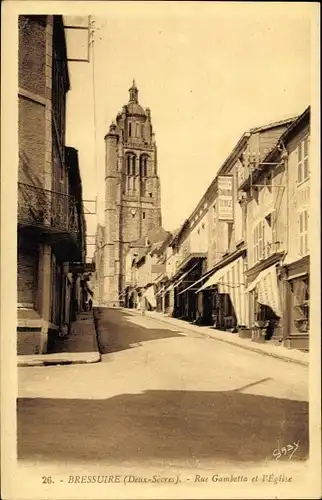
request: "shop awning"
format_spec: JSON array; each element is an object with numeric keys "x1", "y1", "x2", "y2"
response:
[
  {"x1": 195, "y1": 256, "x2": 247, "y2": 326},
  {"x1": 196, "y1": 267, "x2": 227, "y2": 293},
  {"x1": 164, "y1": 283, "x2": 174, "y2": 293},
  {"x1": 143, "y1": 285, "x2": 157, "y2": 308},
  {"x1": 173, "y1": 267, "x2": 194, "y2": 289},
  {"x1": 246, "y1": 264, "x2": 282, "y2": 317}
]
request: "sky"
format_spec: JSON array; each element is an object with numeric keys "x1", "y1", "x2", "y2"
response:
[{"x1": 64, "y1": 3, "x2": 314, "y2": 259}]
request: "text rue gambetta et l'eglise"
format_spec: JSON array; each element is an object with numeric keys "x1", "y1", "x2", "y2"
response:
[{"x1": 67, "y1": 473, "x2": 292, "y2": 485}]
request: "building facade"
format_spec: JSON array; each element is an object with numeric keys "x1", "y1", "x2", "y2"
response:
[
  {"x1": 126, "y1": 109, "x2": 311, "y2": 351},
  {"x1": 17, "y1": 15, "x2": 87, "y2": 355},
  {"x1": 281, "y1": 108, "x2": 310, "y2": 349},
  {"x1": 123, "y1": 226, "x2": 169, "y2": 309},
  {"x1": 100, "y1": 81, "x2": 162, "y2": 306}
]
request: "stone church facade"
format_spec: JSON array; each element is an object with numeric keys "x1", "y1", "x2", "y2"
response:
[{"x1": 100, "y1": 81, "x2": 162, "y2": 306}]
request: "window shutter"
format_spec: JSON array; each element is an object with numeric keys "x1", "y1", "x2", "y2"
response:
[
  {"x1": 304, "y1": 210, "x2": 309, "y2": 254},
  {"x1": 299, "y1": 212, "x2": 303, "y2": 256},
  {"x1": 297, "y1": 143, "x2": 302, "y2": 183}
]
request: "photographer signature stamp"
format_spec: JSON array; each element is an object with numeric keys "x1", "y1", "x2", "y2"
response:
[{"x1": 272, "y1": 440, "x2": 300, "y2": 460}]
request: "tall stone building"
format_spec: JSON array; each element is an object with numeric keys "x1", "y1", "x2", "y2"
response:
[{"x1": 103, "y1": 81, "x2": 162, "y2": 306}]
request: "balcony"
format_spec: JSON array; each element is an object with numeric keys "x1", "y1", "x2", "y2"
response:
[{"x1": 18, "y1": 182, "x2": 78, "y2": 234}]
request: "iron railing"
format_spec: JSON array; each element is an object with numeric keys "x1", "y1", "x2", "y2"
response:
[{"x1": 18, "y1": 182, "x2": 79, "y2": 233}]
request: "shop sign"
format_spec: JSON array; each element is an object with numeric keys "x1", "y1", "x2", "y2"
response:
[{"x1": 218, "y1": 176, "x2": 233, "y2": 220}]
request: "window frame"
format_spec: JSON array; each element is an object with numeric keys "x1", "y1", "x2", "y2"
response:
[
  {"x1": 298, "y1": 209, "x2": 309, "y2": 257},
  {"x1": 297, "y1": 135, "x2": 310, "y2": 185}
]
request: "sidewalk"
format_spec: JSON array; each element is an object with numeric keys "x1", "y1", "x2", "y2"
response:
[
  {"x1": 127, "y1": 309, "x2": 309, "y2": 366},
  {"x1": 18, "y1": 311, "x2": 101, "y2": 367}
]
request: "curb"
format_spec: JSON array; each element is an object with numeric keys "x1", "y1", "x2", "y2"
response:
[
  {"x1": 18, "y1": 354, "x2": 101, "y2": 367},
  {"x1": 128, "y1": 309, "x2": 309, "y2": 367},
  {"x1": 18, "y1": 311, "x2": 102, "y2": 368}
]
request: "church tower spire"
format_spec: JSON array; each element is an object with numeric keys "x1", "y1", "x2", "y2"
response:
[{"x1": 129, "y1": 79, "x2": 138, "y2": 103}]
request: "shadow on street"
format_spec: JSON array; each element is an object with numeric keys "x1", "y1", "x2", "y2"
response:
[
  {"x1": 17, "y1": 389, "x2": 309, "y2": 464},
  {"x1": 93, "y1": 307, "x2": 184, "y2": 354}
]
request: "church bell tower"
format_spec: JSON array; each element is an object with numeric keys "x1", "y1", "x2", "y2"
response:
[{"x1": 103, "y1": 81, "x2": 162, "y2": 306}]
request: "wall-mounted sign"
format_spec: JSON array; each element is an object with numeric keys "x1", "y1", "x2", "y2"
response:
[{"x1": 218, "y1": 176, "x2": 233, "y2": 220}]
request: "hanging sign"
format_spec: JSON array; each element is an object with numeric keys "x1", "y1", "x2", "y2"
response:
[{"x1": 218, "y1": 176, "x2": 233, "y2": 220}]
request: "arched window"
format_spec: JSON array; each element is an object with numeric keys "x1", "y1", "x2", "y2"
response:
[
  {"x1": 140, "y1": 155, "x2": 148, "y2": 178},
  {"x1": 132, "y1": 155, "x2": 136, "y2": 176},
  {"x1": 127, "y1": 155, "x2": 131, "y2": 175}
]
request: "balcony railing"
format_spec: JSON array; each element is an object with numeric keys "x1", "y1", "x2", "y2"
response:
[{"x1": 18, "y1": 182, "x2": 78, "y2": 233}]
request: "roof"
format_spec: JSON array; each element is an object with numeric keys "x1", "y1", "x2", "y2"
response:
[
  {"x1": 169, "y1": 219, "x2": 190, "y2": 246},
  {"x1": 249, "y1": 115, "x2": 299, "y2": 134},
  {"x1": 126, "y1": 102, "x2": 146, "y2": 117},
  {"x1": 175, "y1": 114, "x2": 300, "y2": 231},
  {"x1": 130, "y1": 226, "x2": 170, "y2": 248},
  {"x1": 239, "y1": 106, "x2": 309, "y2": 191},
  {"x1": 273, "y1": 106, "x2": 310, "y2": 147},
  {"x1": 135, "y1": 248, "x2": 148, "y2": 263}
]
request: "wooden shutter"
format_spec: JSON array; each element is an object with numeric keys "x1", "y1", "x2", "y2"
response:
[
  {"x1": 299, "y1": 212, "x2": 304, "y2": 256},
  {"x1": 297, "y1": 142, "x2": 303, "y2": 183},
  {"x1": 304, "y1": 210, "x2": 308, "y2": 254}
]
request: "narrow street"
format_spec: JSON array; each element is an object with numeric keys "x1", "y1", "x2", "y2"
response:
[{"x1": 18, "y1": 308, "x2": 309, "y2": 478}]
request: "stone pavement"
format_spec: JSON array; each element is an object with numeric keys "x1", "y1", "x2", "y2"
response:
[
  {"x1": 127, "y1": 309, "x2": 309, "y2": 366},
  {"x1": 17, "y1": 311, "x2": 101, "y2": 367}
]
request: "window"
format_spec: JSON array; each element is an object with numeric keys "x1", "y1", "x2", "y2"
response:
[
  {"x1": 131, "y1": 156, "x2": 136, "y2": 176},
  {"x1": 136, "y1": 123, "x2": 140, "y2": 138},
  {"x1": 133, "y1": 177, "x2": 137, "y2": 192},
  {"x1": 140, "y1": 156, "x2": 148, "y2": 177},
  {"x1": 254, "y1": 220, "x2": 265, "y2": 263},
  {"x1": 299, "y1": 209, "x2": 309, "y2": 256},
  {"x1": 291, "y1": 277, "x2": 309, "y2": 333},
  {"x1": 126, "y1": 156, "x2": 131, "y2": 175},
  {"x1": 141, "y1": 124, "x2": 144, "y2": 138},
  {"x1": 128, "y1": 122, "x2": 132, "y2": 137},
  {"x1": 142, "y1": 211, "x2": 146, "y2": 220},
  {"x1": 297, "y1": 136, "x2": 309, "y2": 184}
]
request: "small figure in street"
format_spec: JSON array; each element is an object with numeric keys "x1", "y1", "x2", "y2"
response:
[{"x1": 88, "y1": 298, "x2": 93, "y2": 311}]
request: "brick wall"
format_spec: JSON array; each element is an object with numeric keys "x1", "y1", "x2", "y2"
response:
[
  {"x1": 18, "y1": 16, "x2": 46, "y2": 96},
  {"x1": 17, "y1": 237, "x2": 39, "y2": 305},
  {"x1": 19, "y1": 98, "x2": 46, "y2": 187}
]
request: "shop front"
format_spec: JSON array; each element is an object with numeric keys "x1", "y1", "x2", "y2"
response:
[
  {"x1": 196, "y1": 255, "x2": 248, "y2": 331},
  {"x1": 281, "y1": 255, "x2": 309, "y2": 350},
  {"x1": 246, "y1": 262, "x2": 283, "y2": 343},
  {"x1": 174, "y1": 257, "x2": 206, "y2": 321}
]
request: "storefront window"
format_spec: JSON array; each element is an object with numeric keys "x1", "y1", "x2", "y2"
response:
[
  {"x1": 291, "y1": 276, "x2": 309, "y2": 333},
  {"x1": 253, "y1": 289, "x2": 278, "y2": 325}
]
